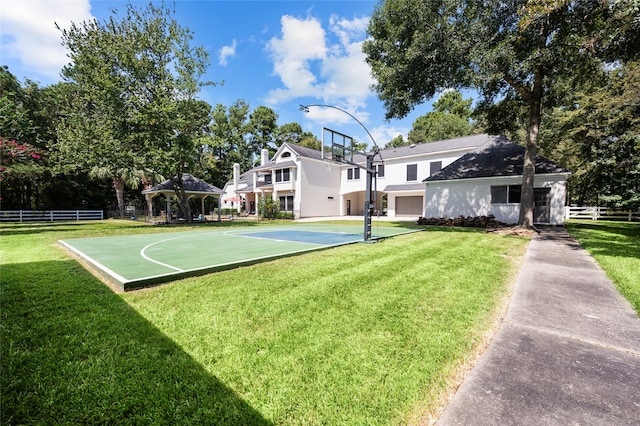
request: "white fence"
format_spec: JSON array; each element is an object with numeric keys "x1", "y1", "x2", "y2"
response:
[
  {"x1": 565, "y1": 206, "x2": 640, "y2": 222},
  {"x1": 0, "y1": 210, "x2": 104, "y2": 222}
]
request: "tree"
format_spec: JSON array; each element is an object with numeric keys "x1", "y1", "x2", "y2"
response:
[
  {"x1": 433, "y1": 90, "x2": 473, "y2": 118},
  {"x1": 540, "y1": 61, "x2": 640, "y2": 209},
  {"x1": 384, "y1": 134, "x2": 406, "y2": 149},
  {"x1": 408, "y1": 112, "x2": 471, "y2": 144},
  {"x1": 0, "y1": 68, "x2": 54, "y2": 209},
  {"x1": 258, "y1": 195, "x2": 280, "y2": 220},
  {"x1": 296, "y1": 134, "x2": 322, "y2": 151},
  {"x1": 247, "y1": 106, "x2": 278, "y2": 157},
  {"x1": 363, "y1": 0, "x2": 637, "y2": 226},
  {"x1": 209, "y1": 100, "x2": 251, "y2": 184},
  {"x1": 275, "y1": 122, "x2": 318, "y2": 148},
  {"x1": 407, "y1": 90, "x2": 475, "y2": 144},
  {"x1": 0, "y1": 136, "x2": 44, "y2": 180},
  {"x1": 57, "y1": 2, "x2": 211, "y2": 221}
]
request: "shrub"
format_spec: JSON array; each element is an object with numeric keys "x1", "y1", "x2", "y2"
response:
[{"x1": 258, "y1": 196, "x2": 281, "y2": 220}]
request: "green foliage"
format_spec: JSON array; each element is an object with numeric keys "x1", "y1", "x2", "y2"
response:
[
  {"x1": 566, "y1": 221, "x2": 640, "y2": 313},
  {"x1": 408, "y1": 112, "x2": 471, "y2": 144},
  {"x1": 56, "y1": 2, "x2": 212, "y2": 220},
  {"x1": 363, "y1": 0, "x2": 637, "y2": 226},
  {"x1": 0, "y1": 68, "x2": 63, "y2": 209},
  {"x1": 205, "y1": 102, "x2": 323, "y2": 187},
  {"x1": 0, "y1": 137, "x2": 44, "y2": 177},
  {"x1": 207, "y1": 100, "x2": 251, "y2": 185},
  {"x1": 1, "y1": 221, "x2": 527, "y2": 424},
  {"x1": 540, "y1": 61, "x2": 640, "y2": 209},
  {"x1": 247, "y1": 105, "x2": 278, "y2": 155},
  {"x1": 295, "y1": 134, "x2": 322, "y2": 150},
  {"x1": 384, "y1": 134, "x2": 407, "y2": 148},
  {"x1": 276, "y1": 211, "x2": 295, "y2": 220},
  {"x1": 275, "y1": 122, "x2": 318, "y2": 149},
  {"x1": 258, "y1": 195, "x2": 281, "y2": 219},
  {"x1": 407, "y1": 90, "x2": 474, "y2": 144},
  {"x1": 433, "y1": 90, "x2": 473, "y2": 117}
]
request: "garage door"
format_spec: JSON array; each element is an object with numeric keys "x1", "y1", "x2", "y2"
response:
[{"x1": 396, "y1": 196, "x2": 423, "y2": 215}]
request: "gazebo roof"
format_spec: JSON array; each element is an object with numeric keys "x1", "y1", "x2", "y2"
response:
[{"x1": 142, "y1": 174, "x2": 224, "y2": 197}]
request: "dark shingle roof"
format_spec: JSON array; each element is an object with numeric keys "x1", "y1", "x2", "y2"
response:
[
  {"x1": 424, "y1": 136, "x2": 569, "y2": 182},
  {"x1": 352, "y1": 133, "x2": 487, "y2": 163},
  {"x1": 288, "y1": 143, "x2": 324, "y2": 160},
  {"x1": 143, "y1": 174, "x2": 224, "y2": 194},
  {"x1": 379, "y1": 133, "x2": 487, "y2": 159},
  {"x1": 252, "y1": 143, "x2": 323, "y2": 172}
]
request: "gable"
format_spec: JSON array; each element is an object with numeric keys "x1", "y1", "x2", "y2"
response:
[{"x1": 274, "y1": 142, "x2": 323, "y2": 162}]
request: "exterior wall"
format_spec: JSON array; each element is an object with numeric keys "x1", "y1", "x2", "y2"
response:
[
  {"x1": 381, "y1": 152, "x2": 464, "y2": 184},
  {"x1": 340, "y1": 165, "x2": 366, "y2": 195},
  {"x1": 273, "y1": 168, "x2": 296, "y2": 194},
  {"x1": 424, "y1": 175, "x2": 568, "y2": 225},
  {"x1": 535, "y1": 176, "x2": 568, "y2": 225},
  {"x1": 221, "y1": 142, "x2": 479, "y2": 219},
  {"x1": 297, "y1": 158, "x2": 342, "y2": 218},
  {"x1": 383, "y1": 152, "x2": 465, "y2": 218},
  {"x1": 342, "y1": 191, "x2": 365, "y2": 215}
]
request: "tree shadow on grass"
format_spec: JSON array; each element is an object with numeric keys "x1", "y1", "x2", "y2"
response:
[
  {"x1": 0, "y1": 259, "x2": 272, "y2": 425},
  {"x1": 565, "y1": 222, "x2": 640, "y2": 258},
  {"x1": 0, "y1": 221, "x2": 153, "y2": 237},
  {"x1": 566, "y1": 221, "x2": 640, "y2": 238},
  {"x1": 0, "y1": 219, "x2": 264, "y2": 237}
]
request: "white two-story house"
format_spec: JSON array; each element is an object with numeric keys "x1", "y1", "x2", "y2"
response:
[{"x1": 222, "y1": 134, "x2": 486, "y2": 219}]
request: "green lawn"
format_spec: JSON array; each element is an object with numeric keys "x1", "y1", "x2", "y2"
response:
[
  {"x1": 565, "y1": 220, "x2": 640, "y2": 314},
  {"x1": 1, "y1": 220, "x2": 528, "y2": 425}
]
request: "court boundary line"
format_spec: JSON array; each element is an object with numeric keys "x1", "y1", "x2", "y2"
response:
[
  {"x1": 60, "y1": 225, "x2": 422, "y2": 292},
  {"x1": 225, "y1": 230, "x2": 319, "y2": 244},
  {"x1": 59, "y1": 239, "x2": 129, "y2": 284},
  {"x1": 225, "y1": 229, "x2": 361, "y2": 245},
  {"x1": 139, "y1": 234, "x2": 196, "y2": 272},
  {"x1": 124, "y1": 245, "x2": 332, "y2": 286}
]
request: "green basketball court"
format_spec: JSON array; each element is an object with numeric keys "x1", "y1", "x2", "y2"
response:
[{"x1": 60, "y1": 223, "x2": 417, "y2": 291}]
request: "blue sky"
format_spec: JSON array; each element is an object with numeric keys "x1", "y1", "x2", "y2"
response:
[{"x1": 1, "y1": 0, "x2": 444, "y2": 149}]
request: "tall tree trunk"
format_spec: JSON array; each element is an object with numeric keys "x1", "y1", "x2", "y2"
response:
[
  {"x1": 519, "y1": 67, "x2": 544, "y2": 227},
  {"x1": 142, "y1": 176, "x2": 154, "y2": 222},
  {"x1": 113, "y1": 175, "x2": 125, "y2": 219},
  {"x1": 172, "y1": 166, "x2": 192, "y2": 223}
]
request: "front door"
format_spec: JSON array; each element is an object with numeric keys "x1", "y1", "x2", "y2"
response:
[
  {"x1": 346, "y1": 200, "x2": 351, "y2": 215},
  {"x1": 533, "y1": 188, "x2": 551, "y2": 224}
]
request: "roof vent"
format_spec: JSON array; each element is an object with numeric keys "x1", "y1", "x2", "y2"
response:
[{"x1": 410, "y1": 144, "x2": 416, "y2": 148}]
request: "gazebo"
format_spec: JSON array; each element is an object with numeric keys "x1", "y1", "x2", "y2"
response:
[{"x1": 142, "y1": 174, "x2": 224, "y2": 223}]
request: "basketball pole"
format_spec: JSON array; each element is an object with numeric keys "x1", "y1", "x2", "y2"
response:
[
  {"x1": 364, "y1": 152, "x2": 375, "y2": 242},
  {"x1": 299, "y1": 104, "x2": 381, "y2": 242}
]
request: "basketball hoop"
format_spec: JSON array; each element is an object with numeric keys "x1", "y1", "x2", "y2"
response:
[{"x1": 299, "y1": 104, "x2": 383, "y2": 242}]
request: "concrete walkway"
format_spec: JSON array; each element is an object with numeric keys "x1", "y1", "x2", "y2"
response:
[{"x1": 437, "y1": 227, "x2": 640, "y2": 425}]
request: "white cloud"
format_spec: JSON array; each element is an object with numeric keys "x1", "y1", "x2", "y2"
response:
[
  {"x1": 264, "y1": 13, "x2": 374, "y2": 124},
  {"x1": 328, "y1": 14, "x2": 369, "y2": 47},
  {"x1": 0, "y1": 0, "x2": 94, "y2": 81},
  {"x1": 218, "y1": 39, "x2": 237, "y2": 66},
  {"x1": 372, "y1": 125, "x2": 410, "y2": 148},
  {"x1": 265, "y1": 15, "x2": 327, "y2": 103}
]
